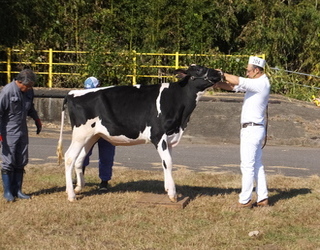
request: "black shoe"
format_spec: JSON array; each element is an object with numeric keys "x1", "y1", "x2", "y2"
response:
[{"x1": 99, "y1": 181, "x2": 108, "y2": 192}]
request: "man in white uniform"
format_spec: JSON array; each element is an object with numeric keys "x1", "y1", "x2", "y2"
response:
[{"x1": 215, "y1": 56, "x2": 270, "y2": 208}]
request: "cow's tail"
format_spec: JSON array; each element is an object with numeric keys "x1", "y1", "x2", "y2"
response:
[{"x1": 57, "y1": 96, "x2": 68, "y2": 166}]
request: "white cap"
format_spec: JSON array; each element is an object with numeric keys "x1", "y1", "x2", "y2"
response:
[
  {"x1": 84, "y1": 77, "x2": 99, "y2": 89},
  {"x1": 248, "y1": 56, "x2": 266, "y2": 68}
]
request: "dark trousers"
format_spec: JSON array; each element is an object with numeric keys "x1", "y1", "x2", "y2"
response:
[
  {"x1": 1, "y1": 134, "x2": 28, "y2": 171},
  {"x1": 83, "y1": 138, "x2": 115, "y2": 181}
]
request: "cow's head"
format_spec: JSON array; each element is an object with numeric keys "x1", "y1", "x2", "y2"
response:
[{"x1": 185, "y1": 64, "x2": 223, "y2": 89}]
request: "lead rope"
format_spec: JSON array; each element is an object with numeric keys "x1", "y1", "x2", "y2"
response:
[{"x1": 262, "y1": 104, "x2": 268, "y2": 149}]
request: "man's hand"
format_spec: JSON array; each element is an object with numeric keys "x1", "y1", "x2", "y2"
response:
[
  {"x1": 35, "y1": 119, "x2": 42, "y2": 134},
  {"x1": 215, "y1": 69, "x2": 225, "y2": 82}
]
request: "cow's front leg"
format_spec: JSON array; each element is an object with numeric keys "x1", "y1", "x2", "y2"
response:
[{"x1": 157, "y1": 139, "x2": 177, "y2": 202}]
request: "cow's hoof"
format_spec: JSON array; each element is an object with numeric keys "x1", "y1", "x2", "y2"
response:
[
  {"x1": 169, "y1": 195, "x2": 178, "y2": 203},
  {"x1": 68, "y1": 197, "x2": 76, "y2": 202},
  {"x1": 76, "y1": 194, "x2": 84, "y2": 200},
  {"x1": 74, "y1": 186, "x2": 82, "y2": 194}
]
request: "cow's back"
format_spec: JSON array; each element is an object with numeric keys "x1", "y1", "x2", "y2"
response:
[{"x1": 67, "y1": 85, "x2": 162, "y2": 139}]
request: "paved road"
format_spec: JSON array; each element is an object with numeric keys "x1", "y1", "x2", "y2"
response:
[{"x1": 29, "y1": 136, "x2": 319, "y2": 178}]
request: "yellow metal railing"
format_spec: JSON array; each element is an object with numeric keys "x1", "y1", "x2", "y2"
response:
[
  {"x1": 0, "y1": 48, "x2": 265, "y2": 87},
  {"x1": 0, "y1": 48, "x2": 89, "y2": 87}
]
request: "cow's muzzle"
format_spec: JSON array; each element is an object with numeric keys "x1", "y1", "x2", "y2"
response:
[{"x1": 190, "y1": 69, "x2": 222, "y2": 85}]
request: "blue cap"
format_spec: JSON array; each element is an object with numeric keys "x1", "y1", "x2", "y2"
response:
[{"x1": 84, "y1": 77, "x2": 99, "y2": 89}]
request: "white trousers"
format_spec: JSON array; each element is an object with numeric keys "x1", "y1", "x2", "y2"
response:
[{"x1": 239, "y1": 125, "x2": 268, "y2": 204}]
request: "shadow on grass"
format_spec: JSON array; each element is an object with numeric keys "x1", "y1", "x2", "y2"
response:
[
  {"x1": 30, "y1": 181, "x2": 312, "y2": 205},
  {"x1": 268, "y1": 188, "x2": 312, "y2": 206},
  {"x1": 78, "y1": 180, "x2": 241, "y2": 200},
  {"x1": 29, "y1": 182, "x2": 98, "y2": 197},
  {"x1": 29, "y1": 186, "x2": 66, "y2": 196},
  {"x1": 80, "y1": 180, "x2": 313, "y2": 205}
]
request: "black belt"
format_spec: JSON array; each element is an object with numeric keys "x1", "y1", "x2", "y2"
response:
[{"x1": 242, "y1": 122, "x2": 264, "y2": 128}]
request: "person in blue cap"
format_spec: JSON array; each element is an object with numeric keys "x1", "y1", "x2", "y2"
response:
[{"x1": 82, "y1": 76, "x2": 116, "y2": 192}]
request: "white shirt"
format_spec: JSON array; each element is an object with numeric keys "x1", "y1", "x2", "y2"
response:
[{"x1": 233, "y1": 74, "x2": 270, "y2": 125}]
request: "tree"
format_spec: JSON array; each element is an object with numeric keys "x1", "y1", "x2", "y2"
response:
[{"x1": 0, "y1": 0, "x2": 319, "y2": 85}]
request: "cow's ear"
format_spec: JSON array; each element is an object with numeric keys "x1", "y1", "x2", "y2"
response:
[{"x1": 174, "y1": 69, "x2": 188, "y2": 79}]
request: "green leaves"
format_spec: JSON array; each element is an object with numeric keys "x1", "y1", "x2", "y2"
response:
[{"x1": 0, "y1": 0, "x2": 319, "y2": 95}]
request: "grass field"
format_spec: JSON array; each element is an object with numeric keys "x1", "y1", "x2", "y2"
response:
[{"x1": 1, "y1": 164, "x2": 320, "y2": 249}]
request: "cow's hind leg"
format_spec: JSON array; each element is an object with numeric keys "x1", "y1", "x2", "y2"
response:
[
  {"x1": 73, "y1": 147, "x2": 87, "y2": 194},
  {"x1": 73, "y1": 136, "x2": 98, "y2": 195},
  {"x1": 65, "y1": 142, "x2": 84, "y2": 202},
  {"x1": 157, "y1": 138, "x2": 177, "y2": 202}
]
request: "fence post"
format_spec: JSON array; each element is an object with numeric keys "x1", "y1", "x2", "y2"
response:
[
  {"x1": 175, "y1": 52, "x2": 179, "y2": 69},
  {"x1": 48, "y1": 48, "x2": 53, "y2": 88},
  {"x1": 6, "y1": 48, "x2": 11, "y2": 83},
  {"x1": 132, "y1": 50, "x2": 137, "y2": 85}
]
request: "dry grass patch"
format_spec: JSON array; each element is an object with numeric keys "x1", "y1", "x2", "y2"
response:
[{"x1": 0, "y1": 165, "x2": 320, "y2": 249}]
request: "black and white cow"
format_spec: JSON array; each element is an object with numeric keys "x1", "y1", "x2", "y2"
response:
[{"x1": 57, "y1": 65, "x2": 222, "y2": 202}]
